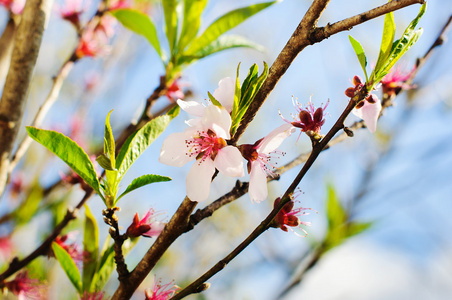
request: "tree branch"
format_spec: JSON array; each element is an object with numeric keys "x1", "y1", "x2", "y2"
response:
[{"x1": 0, "y1": 0, "x2": 54, "y2": 198}]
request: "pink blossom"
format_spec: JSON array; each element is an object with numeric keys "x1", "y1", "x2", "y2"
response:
[
  {"x1": 270, "y1": 197, "x2": 313, "y2": 236},
  {"x1": 145, "y1": 278, "x2": 179, "y2": 300},
  {"x1": 0, "y1": 235, "x2": 13, "y2": 259},
  {"x1": 53, "y1": 232, "x2": 86, "y2": 264},
  {"x1": 107, "y1": 0, "x2": 130, "y2": 10},
  {"x1": 80, "y1": 290, "x2": 105, "y2": 300},
  {"x1": 352, "y1": 94, "x2": 382, "y2": 133},
  {"x1": 239, "y1": 124, "x2": 295, "y2": 203},
  {"x1": 126, "y1": 209, "x2": 165, "y2": 238},
  {"x1": 280, "y1": 97, "x2": 328, "y2": 139},
  {"x1": 159, "y1": 105, "x2": 244, "y2": 202},
  {"x1": 58, "y1": 0, "x2": 86, "y2": 28},
  {"x1": 166, "y1": 78, "x2": 185, "y2": 102},
  {"x1": 75, "y1": 16, "x2": 116, "y2": 58},
  {"x1": 4, "y1": 271, "x2": 45, "y2": 300},
  {"x1": 380, "y1": 65, "x2": 416, "y2": 96},
  {"x1": 0, "y1": 0, "x2": 25, "y2": 14}
]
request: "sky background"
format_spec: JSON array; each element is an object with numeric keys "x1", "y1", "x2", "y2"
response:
[{"x1": 2, "y1": 0, "x2": 452, "y2": 299}]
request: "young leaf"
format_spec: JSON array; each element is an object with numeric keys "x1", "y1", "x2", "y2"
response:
[
  {"x1": 115, "y1": 114, "x2": 175, "y2": 180},
  {"x1": 207, "y1": 91, "x2": 222, "y2": 107},
  {"x1": 110, "y1": 9, "x2": 162, "y2": 58},
  {"x1": 104, "y1": 110, "x2": 116, "y2": 168},
  {"x1": 83, "y1": 205, "x2": 99, "y2": 292},
  {"x1": 52, "y1": 242, "x2": 82, "y2": 293},
  {"x1": 26, "y1": 127, "x2": 101, "y2": 196},
  {"x1": 116, "y1": 174, "x2": 171, "y2": 203},
  {"x1": 14, "y1": 183, "x2": 43, "y2": 225},
  {"x1": 348, "y1": 35, "x2": 368, "y2": 81},
  {"x1": 177, "y1": 0, "x2": 208, "y2": 52},
  {"x1": 167, "y1": 104, "x2": 180, "y2": 118},
  {"x1": 373, "y1": 12, "x2": 395, "y2": 75},
  {"x1": 184, "y1": 1, "x2": 277, "y2": 55},
  {"x1": 96, "y1": 154, "x2": 115, "y2": 171},
  {"x1": 162, "y1": 0, "x2": 179, "y2": 53},
  {"x1": 178, "y1": 35, "x2": 265, "y2": 65},
  {"x1": 326, "y1": 184, "x2": 347, "y2": 231}
]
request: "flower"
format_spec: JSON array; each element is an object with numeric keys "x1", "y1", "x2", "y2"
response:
[
  {"x1": 176, "y1": 77, "x2": 235, "y2": 118},
  {"x1": 4, "y1": 271, "x2": 45, "y2": 300},
  {"x1": 0, "y1": 235, "x2": 13, "y2": 260},
  {"x1": 166, "y1": 78, "x2": 185, "y2": 101},
  {"x1": 270, "y1": 197, "x2": 312, "y2": 236},
  {"x1": 145, "y1": 278, "x2": 179, "y2": 300},
  {"x1": 380, "y1": 65, "x2": 416, "y2": 96},
  {"x1": 344, "y1": 75, "x2": 365, "y2": 98},
  {"x1": 107, "y1": 0, "x2": 129, "y2": 10},
  {"x1": 239, "y1": 124, "x2": 295, "y2": 203},
  {"x1": 80, "y1": 290, "x2": 105, "y2": 300},
  {"x1": 126, "y1": 209, "x2": 165, "y2": 238},
  {"x1": 159, "y1": 105, "x2": 244, "y2": 202},
  {"x1": 352, "y1": 93, "x2": 382, "y2": 133},
  {"x1": 280, "y1": 97, "x2": 328, "y2": 140},
  {"x1": 58, "y1": 0, "x2": 86, "y2": 28},
  {"x1": 0, "y1": 0, "x2": 25, "y2": 14},
  {"x1": 75, "y1": 16, "x2": 116, "y2": 58},
  {"x1": 53, "y1": 232, "x2": 86, "y2": 264}
]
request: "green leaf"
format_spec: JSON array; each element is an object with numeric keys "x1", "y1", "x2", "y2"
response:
[
  {"x1": 348, "y1": 35, "x2": 368, "y2": 81},
  {"x1": 373, "y1": 12, "x2": 395, "y2": 76},
  {"x1": 83, "y1": 205, "x2": 99, "y2": 292},
  {"x1": 231, "y1": 62, "x2": 241, "y2": 122},
  {"x1": 14, "y1": 183, "x2": 42, "y2": 225},
  {"x1": 104, "y1": 110, "x2": 116, "y2": 168},
  {"x1": 326, "y1": 184, "x2": 347, "y2": 231},
  {"x1": 185, "y1": 1, "x2": 277, "y2": 55},
  {"x1": 348, "y1": 221, "x2": 373, "y2": 237},
  {"x1": 207, "y1": 91, "x2": 222, "y2": 107},
  {"x1": 26, "y1": 127, "x2": 101, "y2": 196},
  {"x1": 178, "y1": 0, "x2": 208, "y2": 52},
  {"x1": 178, "y1": 35, "x2": 264, "y2": 65},
  {"x1": 110, "y1": 9, "x2": 162, "y2": 58},
  {"x1": 167, "y1": 104, "x2": 180, "y2": 118},
  {"x1": 162, "y1": 0, "x2": 179, "y2": 53},
  {"x1": 116, "y1": 174, "x2": 171, "y2": 203},
  {"x1": 96, "y1": 154, "x2": 115, "y2": 171},
  {"x1": 52, "y1": 242, "x2": 82, "y2": 293},
  {"x1": 115, "y1": 114, "x2": 175, "y2": 180}
]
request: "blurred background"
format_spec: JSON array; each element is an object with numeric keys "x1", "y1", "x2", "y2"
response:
[{"x1": 1, "y1": 0, "x2": 451, "y2": 299}]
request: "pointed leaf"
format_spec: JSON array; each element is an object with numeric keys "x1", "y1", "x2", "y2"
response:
[
  {"x1": 110, "y1": 9, "x2": 162, "y2": 58},
  {"x1": 178, "y1": 0, "x2": 208, "y2": 52},
  {"x1": 179, "y1": 34, "x2": 264, "y2": 64},
  {"x1": 14, "y1": 183, "x2": 43, "y2": 225},
  {"x1": 207, "y1": 91, "x2": 222, "y2": 107},
  {"x1": 96, "y1": 154, "x2": 115, "y2": 171},
  {"x1": 374, "y1": 12, "x2": 395, "y2": 75},
  {"x1": 349, "y1": 35, "x2": 368, "y2": 81},
  {"x1": 26, "y1": 127, "x2": 101, "y2": 196},
  {"x1": 185, "y1": 1, "x2": 277, "y2": 55},
  {"x1": 104, "y1": 110, "x2": 116, "y2": 167},
  {"x1": 326, "y1": 184, "x2": 347, "y2": 230},
  {"x1": 167, "y1": 104, "x2": 180, "y2": 118},
  {"x1": 347, "y1": 221, "x2": 372, "y2": 237},
  {"x1": 116, "y1": 114, "x2": 175, "y2": 180},
  {"x1": 83, "y1": 205, "x2": 99, "y2": 291},
  {"x1": 163, "y1": 0, "x2": 179, "y2": 53},
  {"x1": 116, "y1": 174, "x2": 171, "y2": 203},
  {"x1": 52, "y1": 242, "x2": 82, "y2": 293}
]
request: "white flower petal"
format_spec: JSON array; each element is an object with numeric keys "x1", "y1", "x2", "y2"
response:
[
  {"x1": 214, "y1": 146, "x2": 244, "y2": 177},
  {"x1": 352, "y1": 99, "x2": 382, "y2": 133},
  {"x1": 249, "y1": 162, "x2": 268, "y2": 203},
  {"x1": 185, "y1": 117, "x2": 202, "y2": 127},
  {"x1": 213, "y1": 77, "x2": 235, "y2": 113},
  {"x1": 202, "y1": 105, "x2": 232, "y2": 139},
  {"x1": 177, "y1": 99, "x2": 205, "y2": 117},
  {"x1": 258, "y1": 123, "x2": 295, "y2": 154},
  {"x1": 159, "y1": 131, "x2": 194, "y2": 167},
  {"x1": 186, "y1": 158, "x2": 215, "y2": 202}
]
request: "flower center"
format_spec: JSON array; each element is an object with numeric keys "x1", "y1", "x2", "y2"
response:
[{"x1": 186, "y1": 129, "x2": 226, "y2": 162}]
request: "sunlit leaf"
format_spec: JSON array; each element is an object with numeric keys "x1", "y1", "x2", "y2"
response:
[
  {"x1": 52, "y1": 242, "x2": 82, "y2": 293},
  {"x1": 26, "y1": 127, "x2": 101, "y2": 196},
  {"x1": 110, "y1": 9, "x2": 162, "y2": 58},
  {"x1": 162, "y1": 0, "x2": 179, "y2": 52},
  {"x1": 348, "y1": 35, "x2": 368, "y2": 81},
  {"x1": 83, "y1": 205, "x2": 99, "y2": 292},
  {"x1": 207, "y1": 91, "x2": 222, "y2": 107},
  {"x1": 374, "y1": 12, "x2": 395, "y2": 75},
  {"x1": 178, "y1": 0, "x2": 208, "y2": 52},
  {"x1": 184, "y1": 1, "x2": 277, "y2": 55},
  {"x1": 104, "y1": 110, "x2": 116, "y2": 168},
  {"x1": 116, "y1": 174, "x2": 171, "y2": 203},
  {"x1": 115, "y1": 114, "x2": 175, "y2": 180},
  {"x1": 14, "y1": 183, "x2": 42, "y2": 225}
]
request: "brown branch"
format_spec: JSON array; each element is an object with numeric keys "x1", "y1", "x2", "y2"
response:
[
  {"x1": 0, "y1": 189, "x2": 93, "y2": 283},
  {"x1": 0, "y1": 0, "x2": 54, "y2": 198},
  {"x1": 0, "y1": 16, "x2": 18, "y2": 86},
  {"x1": 232, "y1": 0, "x2": 425, "y2": 144}
]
